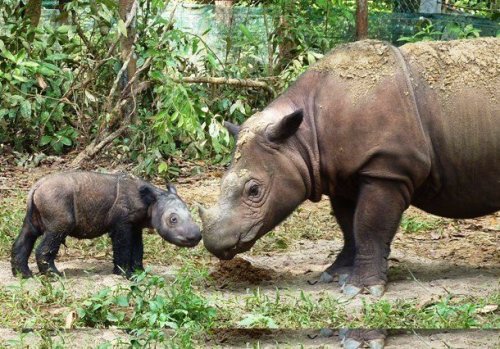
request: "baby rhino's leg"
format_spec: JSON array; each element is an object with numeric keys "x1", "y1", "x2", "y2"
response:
[
  {"x1": 130, "y1": 228, "x2": 144, "y2": 274},
  {"x1": 36, "y1": 232, "x2": 65, "y2": 276},
  {"x1": 110, "y1": 222, "x2": 133, "y2": 277}
]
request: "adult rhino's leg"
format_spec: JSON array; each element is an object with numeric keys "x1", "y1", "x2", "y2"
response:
[
  {"x1": 110, "y1": 223, "x2": 133, "y2": 277},
  {"x1": 11, "y1": 218, "x2": 42, "y2": 278},
  {"x1": 320, "y1": 197, "x2": 356, "y2": 285},
  {"x1": 129, "y1": 228, "x2": 144, "y2": 274},
  {"x1": 343, "y1": 178, "x2": 407, "y2": 297},
  {"x1": 35, "y1": 232, "x2": 65, "y2": 276}
]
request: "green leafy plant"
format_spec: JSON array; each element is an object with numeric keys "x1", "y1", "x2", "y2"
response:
[
  {"x1": 76, "y1": 268, "x2": 216, "y2": 346},
  {"x1": 398, "y1": 20, "x2": 442, "y2": 43}
]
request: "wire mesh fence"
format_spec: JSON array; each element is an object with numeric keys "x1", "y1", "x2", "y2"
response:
[
  {"x1": 38, "y1": 1, "x2": 498, "y2": 58},
  {"x1": 369, "y1": 0, "x2": 499, "y2": 43}
]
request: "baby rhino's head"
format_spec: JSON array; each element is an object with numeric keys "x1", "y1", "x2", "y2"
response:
[{"x1": 140, "y1": 183, "x2": 201, "y2": 247}]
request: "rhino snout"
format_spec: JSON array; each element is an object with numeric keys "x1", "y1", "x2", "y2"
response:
[{"x1": 173, "y1": 224, "x2": 202, "y2": 247}]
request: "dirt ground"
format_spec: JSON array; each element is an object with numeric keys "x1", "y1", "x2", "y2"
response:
[{"x1": 0, "y1": 164, "x2": 499, "y2": 347}]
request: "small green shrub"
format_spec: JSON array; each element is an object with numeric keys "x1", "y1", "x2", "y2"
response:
[{"x1": 76, "y1": 268, "x2": 216, "y2": 347}]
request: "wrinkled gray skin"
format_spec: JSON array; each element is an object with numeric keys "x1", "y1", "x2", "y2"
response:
[
  {"x1": 11, "y1": 172, "x2": 201, "y2": 278},
  {"x1": 200, "y1": 39, "x2": 500, "y2": 300}
]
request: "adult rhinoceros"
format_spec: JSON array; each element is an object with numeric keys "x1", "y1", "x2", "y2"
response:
[{"x1": 199, "y1": 38, "x2": 499, "y2": 298}]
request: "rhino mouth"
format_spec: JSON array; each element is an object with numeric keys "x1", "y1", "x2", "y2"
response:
[{"x1": 205, "y1": 222, "x2": 263, "y2": 260}]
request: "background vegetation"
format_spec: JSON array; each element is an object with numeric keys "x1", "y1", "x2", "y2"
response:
[{"x1": 1, "y1": 0, "x2": 498, "y2": 177}]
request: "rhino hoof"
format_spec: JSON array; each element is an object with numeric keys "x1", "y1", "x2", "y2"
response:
[
  {"x1": 319, "y1": 271, "x2": 334, "y2": 283},
  {"x1": 368, "y1": 338, "x2": 385, "y2": 349},
  {"x1": 368, "y1": 285, "x2": 385, "y2": 298},
  {"x1": 342, "y1": 284, "x2": 362, "y2": 297},
  {"x1": 343, "y1": 338, "x2": 362, "y2": 349},
  {"x1": 338, "y1": 328, "x2": 349, "y2": 340},
  {"x1": 319, "y1": 328, "x2": 334, "y2": 337},
  {"x1": 338, "y1": 273, "x2": 350, "y2": 286}
]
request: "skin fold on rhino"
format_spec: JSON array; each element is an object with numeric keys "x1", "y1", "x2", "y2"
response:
[
  {"x1": 11, "y1": 171, "x2": 201, "y2": 278},
  {"x1": 200, "y1": 38, "x2": 499, "y2": 298}
]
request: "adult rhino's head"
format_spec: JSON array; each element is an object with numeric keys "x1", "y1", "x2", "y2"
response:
[
  {"x1": 200, "y1": 108, "x2": 310, "y2": 260},
  {"x1": 140, "y1": 183, "x2": 201, "y2": 247}
]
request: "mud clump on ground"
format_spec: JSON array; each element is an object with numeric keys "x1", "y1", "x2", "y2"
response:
[{"x1": 209, "y1": 257, "x2": 277, "y2": 287}]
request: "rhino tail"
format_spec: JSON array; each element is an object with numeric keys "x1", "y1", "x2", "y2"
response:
[
  {"x1": 11, "y1": 187, "x2": 43, "y2": 277},
  {"x1": 24, "y1": 187, "x2": 43, "y2": 235}
]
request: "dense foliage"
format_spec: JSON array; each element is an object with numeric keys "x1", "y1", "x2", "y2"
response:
[{"x1": 0, "y1": 0, "x2": 497, "y2": 176}]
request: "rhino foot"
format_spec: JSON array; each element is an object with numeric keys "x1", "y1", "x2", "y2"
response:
[
  {"x1": 319, "y1": 271, "x2": 335, "y2": 283},
  {"x1": 368, "y1": 285, "x2": 385, "y2": 298},
  {"x1": 342, "y1": 284, "x2": 362, "y2": 297},
  {"x1": 343, "y1": 338, "x2": 362, "y2": 349},
  {"x1": 340, "y1": 329, "x2": 387, "y2": 349},
  {"x1": 342, "y1": 283, "x2": 386, "y2": 297},
  {"x1": 12, "y1": 265, "x2": 33, "y2": 279},
  {"x1": 319, "y1": 265, "x2": 353, "y2": 285},
  {"x1": 338, "y1": 273, "x2": 350, "y2": 286}
]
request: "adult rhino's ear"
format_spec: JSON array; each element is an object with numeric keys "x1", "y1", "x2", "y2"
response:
[
  {"x1": 266, "y1": 109, "x2": 304, "y2": 143},
  {"x1": 167, "y1": 183, "x2": 177, "y2": 195},
  {"x1": 139, "y1": 185, "x2": 157, "y2": 206},
  {"x1": 224, "y1": 121, "x2": 241, "y2": 137}
]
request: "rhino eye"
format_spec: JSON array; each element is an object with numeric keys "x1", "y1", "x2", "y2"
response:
[
  {"x1": 248, "y1": 184, "x2": 260, "y2": 197},
  {"x1": 169, "y1": 214, "x2": 178, "y2": 225}
]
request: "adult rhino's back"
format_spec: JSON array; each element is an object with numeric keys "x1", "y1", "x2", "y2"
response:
[{"x1": 400, "y1": 39, "x2": 500, "y2": 217}]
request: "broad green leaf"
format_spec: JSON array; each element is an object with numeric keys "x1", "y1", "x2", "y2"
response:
[
  {"x1": 60, "y1": 136, "x2": 72, "y2": 146},
  {"x1": 1, "y1": 49, "x2": 16, "y2": 63},
  {"x1": 46, "y1": 53, "x2": 68, "y2": 61},
  {"x1": 114, "y1": 295, "x2": 129, "y2": 307},
  {"x1": 12, "y1": 74, "x2": 28, "y2": 82},
  {"x1": 117, "y1": 19, "x2": 127, "y2": 37},
  {"x1": 158, "y1": 162, "x2": 168, "y2": 174},
  {"x1": 20, "y1": 100, "x2": 31, "y2": 118},
  {"x1": 40, "y1": 135, "x2": 52, "y2": 146},
  {"x1": 239, "y1": 24, "x2": 252, "y2": 40}
]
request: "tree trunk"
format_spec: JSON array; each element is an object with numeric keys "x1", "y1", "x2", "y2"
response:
[
  {"x1": 215, "y1": 0, "x2": 234, "y2": 27},
  {"x1": 57, "y1": 0, "x2": 70, "y2": 24},
  {"x1": 25, "y1": 0, "x2": 42, "y2": 27},
  {"x1": 274, "y1": 1, "x2": 295, "y2": 74},
  {"x1": 71, "y1": 0, "x2": 138, "y2": 167},
  {"x1": 119, "y1": 0, "x2": 137, "y2": 122},
  {"x1": 356, "y1": 0, "x2": 368, "y2": 40}
]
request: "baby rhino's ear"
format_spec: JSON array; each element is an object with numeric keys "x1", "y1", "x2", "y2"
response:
[
  {"x1": 139, "y1": 185, "x2": 157, "y2": 205},
  {"x1": 167, "y1": 183, "x2": 177, "y2": 195}
]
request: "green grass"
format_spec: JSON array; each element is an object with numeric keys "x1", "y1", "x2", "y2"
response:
[
  {"x1": 214, "y1": 289, "x2": 500, "y2": 330},
  {"x1": 1, "y1": 267, "x2": 215, "y2": 348},
  {"x1": 0, "y1": 190, "x2": 26, "y2": 258},
  {"x1": 400, "y1": 214, "x2": 446, "y2": 234}
]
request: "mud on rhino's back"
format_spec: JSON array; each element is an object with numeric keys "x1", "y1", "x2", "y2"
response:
[{"x1": 401, "y1": 39, "x2": 500, "y2": 217}]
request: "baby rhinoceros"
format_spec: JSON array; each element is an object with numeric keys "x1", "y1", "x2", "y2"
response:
[{"x1": 11, "y1": 171, "x2": 201, "y2": 278}]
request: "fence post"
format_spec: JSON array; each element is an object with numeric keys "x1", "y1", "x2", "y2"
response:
[{"x1": 356, "y1": 0, "x2": 368, "y2": 40}]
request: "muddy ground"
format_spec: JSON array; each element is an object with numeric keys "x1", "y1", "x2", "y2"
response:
[{"x1": 0, "y1": 164, "x2": 498, "y2": 347}]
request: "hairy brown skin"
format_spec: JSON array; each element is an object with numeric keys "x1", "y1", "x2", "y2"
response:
[
  {"x1": 200, "y1": 38, "x2": 499, "y2": 297},
  {"x1": 11, "y1": 172, "x2": 201, "y2": 278}
]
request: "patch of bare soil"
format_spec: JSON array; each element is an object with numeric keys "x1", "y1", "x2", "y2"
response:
[
  {"x1": 209, "y1": 329, "x2": 500, "y2": 349},
  {"x1": 0, "y1": 259, "x2": 178, "y2": 298},
  {"x1": 0, "y1": 328, "x2": 130, "y2": 348},
  {"x1": 209, "y1": 257, "x2": 282, "y2": 288}
]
